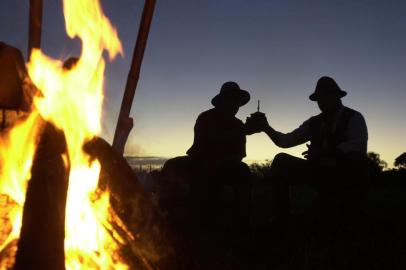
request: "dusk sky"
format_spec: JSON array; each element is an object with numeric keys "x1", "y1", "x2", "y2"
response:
[{"x1": 1, "y1": 0, "x2": 405, "y2": 166}]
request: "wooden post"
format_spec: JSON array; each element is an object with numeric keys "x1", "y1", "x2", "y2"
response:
[
  {"x1": 28, "y1": 0, "x2": 43, "y2": 59},
  {"x1": 112, "y1": 0, "x2": 156, "y2": 155}
]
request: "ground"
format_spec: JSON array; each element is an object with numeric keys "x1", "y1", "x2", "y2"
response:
[{"x1": 156, "y1": 175, "x2": 406, "y2": 270}]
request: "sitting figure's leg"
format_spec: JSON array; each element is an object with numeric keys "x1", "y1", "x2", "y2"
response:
[
  {"x1": 336, "y1": 152, "x2": 370, "y2": 217},
  {"x1": 222, "y1": 162, "x2": 252, "y2": 202},
  {"x1": 265, "y1": 153, "x2": 310, "y2": 221},
  {"x1": 159, "y1": 156, "x2": 193, "y2": 208},
  {"x1": 216, "y1": 161, "x2": 253, "y2": 255},
  {"x1": 189, "y1": 163, "x2": 222, "y2": 228},
  {"x1": 220, "y1": 162, "x2": 253, "y2": 224}
]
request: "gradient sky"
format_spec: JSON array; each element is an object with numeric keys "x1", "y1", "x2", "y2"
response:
[{"x1": 1, "y1": 0, "x2": 405, "y2": 166}]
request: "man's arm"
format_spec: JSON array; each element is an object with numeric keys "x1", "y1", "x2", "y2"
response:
[
  {"x1": 247, "y1": 111, "x2": 311, "y2": 148},
  {"x1": 263, "y1": 120, "x2": 311, "y2": 148}
]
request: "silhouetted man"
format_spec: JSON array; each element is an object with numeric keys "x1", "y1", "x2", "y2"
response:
[
  {"x1": 186, "y1": 81, "x2": 254, "y2": 225},
  {"x1": 252, "y1": 76, "x2": 369, "y2": 221},
  {"x1": 187, "y1": 81, "x2": 250, "y2": 167}
]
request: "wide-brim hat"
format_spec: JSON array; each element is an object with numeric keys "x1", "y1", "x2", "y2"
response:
[
  {"x1": 309, "y1": 76, "x2": 347, "y2": 101},
  {"x1": 211, "y1": 81, "x2": 250, "y2": 107}
]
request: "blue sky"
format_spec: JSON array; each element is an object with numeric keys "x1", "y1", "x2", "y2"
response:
[{"x1": 1, "y1": 0, "x2": 405, "y2": 165}]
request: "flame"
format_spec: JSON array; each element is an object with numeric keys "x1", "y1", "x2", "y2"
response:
[
  {"x1": 0, "y1": 113, "x2": 41, "y2": 253},
  {"x1": 0, "y1": 0, "x2": 131, "y2": 269}
]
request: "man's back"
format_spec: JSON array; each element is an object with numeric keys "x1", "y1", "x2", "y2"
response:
[
  {"x1": 187, "y1": 108, "x2": 246, "y2": 164},
  {"x1": 308, "y1": 106, "x2": 368, "y2": 161}
]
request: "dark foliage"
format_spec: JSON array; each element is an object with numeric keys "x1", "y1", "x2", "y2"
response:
[
  {"x1": 395, "y1": 153, "x2": 406, "y2": 169},
  {"x1": 135, "y1": 152, "x2": 406, "y2": 269}
]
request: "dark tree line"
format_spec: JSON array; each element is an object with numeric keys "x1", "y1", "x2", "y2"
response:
[
  {"x1": 249, "y1": 152, "x2": 406, "y2": 184},
  {"x1": 395, "y1": 153, "x2": 406, "y2": 169},
  {"x1": 358, "y1": 152, "x2": 405, "y2": 184},
  {"x1": 131, "y1": 152, "x2": 406, "y2": 191}
]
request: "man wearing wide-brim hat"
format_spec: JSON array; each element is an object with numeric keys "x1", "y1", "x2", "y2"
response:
[
  {"x1": 187, "y1": 81, "x2": 251, "y2": 163},
  {"x1": 185, "y1": 81, "x2": 254, "y2": 228},
  {"x1": 252, "y1": 76, "x2": 369, "y2": 223}
]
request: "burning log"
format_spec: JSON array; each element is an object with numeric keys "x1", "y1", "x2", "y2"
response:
[
  {"x1": 14, "y1": 122, "x2": 68, "y2": 270},
  {"x1": 84, "y1": 137, "x2": 184, "y2": 269},
  {"x1": 1, "y1": 0, "x2": 182, "y2": 268}
]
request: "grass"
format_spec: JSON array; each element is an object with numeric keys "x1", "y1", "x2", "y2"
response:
[
  {"x1": 249, "y1": 179, "x2": 406, "y2": 270},
  {"x1": 145, "y1": 165, "x2": 406, "y2": 269}
]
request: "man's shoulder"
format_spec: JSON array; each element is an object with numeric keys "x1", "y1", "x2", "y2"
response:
[
  {"x1": 343, "y1": 106, "x2": 358, "y2": 114},
  {"x1": 197, "y1": 108, "x2": 216, "y2": 121},
  {"x1": 343, "y1": 106, "x2": 365, "y2": 120},
  {"x1": 309, "y1": 107, "x2": 365, "y2": 121},
  {"x1": 307, "y1": 113, "x2": 322, "y2": 126},
  {"x1": 198, "y1": 108, "x2": 243, "y2": 123}
]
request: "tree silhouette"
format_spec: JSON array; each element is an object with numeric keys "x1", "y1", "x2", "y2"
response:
[
  {"x1": 249, "y1": 160, "x2": 272, "y2": 179},
  {"x1": 367, "y1": 152, "x2": 387, "y2": 180},
  {"x1": 395, "y1": 153, "x2": 406, "y2": 169}
]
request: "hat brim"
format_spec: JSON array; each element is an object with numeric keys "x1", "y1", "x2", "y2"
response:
[
  {"x1": 211, "y1": 89, "x2": 250, "y2": 107},
  {"x1": 309, "y1": 90, "x2": 347, "y2": 101}
]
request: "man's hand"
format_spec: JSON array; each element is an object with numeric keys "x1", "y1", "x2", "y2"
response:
[
  {"x1": 246, "y1": 111, "x2": 269, "y2": 132},
  {"x1": 302, "y1": 144, "x2": 338, "y2": 167},
  {"x1": 302, "y1": 143, "x2": 324, "y2": 160},
  {"x1": 302, "y1": 144, "x2": 310, "y2": 159},
  {"x1": 302, "y1": 144, "x2": 314, "y2": 160},
  {"x1": 251, "y1": 112, "x2": 269, "y2": 131}
]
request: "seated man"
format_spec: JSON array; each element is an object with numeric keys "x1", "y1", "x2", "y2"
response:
[
  {"x1": 161, "y1": 81, "x2": 255, "y2": 226},
  {"x1": 251, "y1": 76, "x2": 369, "y2": 221}
]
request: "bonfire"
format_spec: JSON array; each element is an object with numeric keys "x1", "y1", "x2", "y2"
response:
[{"x1": 0, "y1": 0, "x2": 175, "y2": 269}]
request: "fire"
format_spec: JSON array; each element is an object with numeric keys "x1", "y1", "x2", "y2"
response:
[
  {"x1": 0, "y1": 113, "x2": 41, "y2": 253},
  {"x1": 0, "y1": 0, "x2": 131, "y2": 269}
]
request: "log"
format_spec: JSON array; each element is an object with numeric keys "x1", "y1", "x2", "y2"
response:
[
  {"x1": 83, "y1": 137, "x2": 185, "y2": 269},
  {"x1": 14, "y1": 122, "x2": 68, "y2": 270}
]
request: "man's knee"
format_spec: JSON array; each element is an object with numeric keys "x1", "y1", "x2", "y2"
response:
[
  {"x1": 220, "y1": 161, "x2": 252, "y2": 187},
  {"x1": 265, "y1": 152, "x2": 309, "y2": 186},
  {"x1": 238, "y1": 162, "x2": 251, "y2": 178},
  {"x1": 273, "y1": 152, "x2": 293, "y2": 164},
  {"x1": 268, "y1": 153, "x2": 294, "y2": 176},
  {"x1": 161, "y1": 155, "x2": 193, "y2": 183}
]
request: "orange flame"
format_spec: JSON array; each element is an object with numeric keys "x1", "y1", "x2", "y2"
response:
[
  {"x1": 0, "y1": 113, "x2": 41, "y2": 254},
  {"x1": 0, "y1": 0, "x2": 131, "y2": 269}
]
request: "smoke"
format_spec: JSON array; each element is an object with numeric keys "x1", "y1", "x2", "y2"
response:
[{"x1": 124, "y1": 139, "x2": 145, "y2": 156}]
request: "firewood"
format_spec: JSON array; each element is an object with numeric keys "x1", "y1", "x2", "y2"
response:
[
  {"x1": 14, "y1": 122, "x2": 68, "y2": 270},
  {"x1": 83, "y1": 137, "x2": 184, "y2": 270}
]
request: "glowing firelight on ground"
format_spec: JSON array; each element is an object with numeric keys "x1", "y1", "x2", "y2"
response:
[{"x1": 0, "y1": 0, "x2": 131, "y2": 268}]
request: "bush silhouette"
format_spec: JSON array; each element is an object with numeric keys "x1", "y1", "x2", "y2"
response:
[{"x1": 395, "y1": 153, "x2": 406, "y2": 169}]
